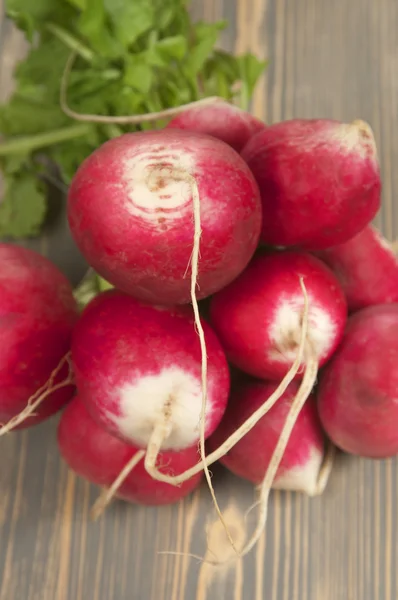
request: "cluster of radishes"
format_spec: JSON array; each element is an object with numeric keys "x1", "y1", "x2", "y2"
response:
[{"x1": 2, "y1": 98, "x2": 398, "y2": 556}]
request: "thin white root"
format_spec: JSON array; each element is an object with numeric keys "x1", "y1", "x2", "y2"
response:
[
  {"x1": 156, "y1": 549, "x2": 243, "y2": 567},
  {"x1": 145, "y1": 277, "x2": 310, "y2": 486},
  {"x1": 157, "y1": 280, "x2": 313, "y2": 566},
  {"x1": 94, "y1": 420, "x2": 171, "y2": 521},
  {"x1": 86, "y1": 168, "x2": 235, "y2": 549},
  {"x1": 239, "y1": 355, "x2": 319, "y2": 559},
  {"x1": 0, "y1": 353, "x2": 73, "y2": 436},
  {"x1": 171, "y1": 357, "x2": 318, "y2": 567},
  {"x1": 313, "y1": 440, "x2": 336, "y2": 496},
  {"x1": 123, "y1": 171, "x2": 237, "y2": 554},
  {"x1": 144, "y1": 419, "x2": 173, "y2": 470},
  {"x1": 187, "y1": 174, "x2": 240, "y2": 556},
  {"x1": 90, "y1": 449, "x2": 146, "y2": 521},
  {"x1": 60, "y1": 53, "x2": 221, "y2": 125}
]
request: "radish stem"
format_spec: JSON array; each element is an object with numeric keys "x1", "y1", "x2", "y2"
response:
[
  {"x1": 60, "y1": 53, "x2": 221, "y2": 125},
  {"x1": 0, "y1": 124, "x2": 91, "y2": 156}
]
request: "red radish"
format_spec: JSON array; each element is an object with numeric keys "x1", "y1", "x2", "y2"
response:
[
  {"x1": 58, "y1": 395, "x2": 203, "y2": 506},
  {"x1": 166, "y1": 99, "x2": 266, "y2": 153},
  {"x1": 71, "y1": 289, "x2": 230, "y2": 451},
  {"x1": 209, "y1": 251, "x2": 347, "y2": 381},
  {"x1": 128, "y1": 284, "x2": 324, "y2": 561},
  {"x1": 241, "y1": 118, "x2": 381, "y2": 249},
  {"x1": 208, "y1": 378, "x2": 326, "y2": 495},
  {"x1": 0, "y1": 243, "x2": 78, "y2": 431},
  {"x1": 67, "y1": 128, "x2": 262, "y2": 305},
  {"x1": 317, "y1": 303, "x2": 398, "y2": 458},
  {"x1": 315, "y1": 225, "x2": 398, "y2": 312},
  {"x1": 140, "y1": 253, "x2": 337, "y2": 558}
]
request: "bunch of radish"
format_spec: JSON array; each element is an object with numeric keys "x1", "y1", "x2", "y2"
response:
[{"x1": 3, "y1": 97, "x2": 398, "y2": 561}]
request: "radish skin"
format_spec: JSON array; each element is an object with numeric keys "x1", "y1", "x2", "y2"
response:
[
  {"x1": 317, "y1": 304, "x2": 398, "y2": 458},
  {"x1": 209, "y1": 251, "x2": 347, "y2": 380},
  {"x1": 0, "y1": 244, "x2": 78, "y2": 431},
  {"x1": 316, "y1": 225, "x2": 398, "y2": 311},
  {"x1": 142, "y1": 278, "x2": 309, "y2": 487},
  {"x1": 208, "y1": 378, "x2": 326, "y2": 495},
  {"x1": 72, "y1": 282, "x2": 307, "y2": 492},
  {"x1": 155, "y1": 284, "x2": 314, "y2": 564},
  {"x1": 71, "y1": 290, "x2": 230, "y2": 449},
  {"x1": 67, "y1": 129, "x2": 262, "y2": 305},
  {"x1": 166, "y1": 100, "x2": 266, "y2": 152},
  {"x1": 71, "y1": 289, "x2": 237, "y2": 543},
  {"x1": 241, "y1": 118, "x2": 381, "y2": 249},
  {"x1": 57, "y1": 396, "x2": 203, "y2": 509}
]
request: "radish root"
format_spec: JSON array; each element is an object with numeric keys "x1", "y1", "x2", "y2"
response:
[
  {"x1": 239, "y1": 353, "x2": 319, "y2": 558},
  {"x1": 60, "y1": 53, "x2": 221, "y2": 125},
  {"x1": 0, "y1": 353, "x2": 73, "y2": 436},
  {"x1": 313, "y1": 440, "x2": 336, "y2": 496},
  {"x1": 90, "y1": 449, "x2": 146, "y2": 520},
  {"x1": 187, "y1": 173, "x2": 240, "y2": 556},
  {"x1": 92, "y1": 172, "x2": 239, "y2": 553},
  {"x1": 144, "y1": 277, "x2": 309, "y2": 487},
  {"x1": 145, "y1": 419, "x2": 173, "y2": 467},
  {"x1": 157, "y1": 280, "x2": 314, "y2": 564}
]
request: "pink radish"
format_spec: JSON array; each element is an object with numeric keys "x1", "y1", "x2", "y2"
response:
[
  {"x1": 71, "y1": 288, "x2": 229, "y2": 453},
  {"x1": 241, "y1": 118, "x2": 381, "y2": 249},
  {"x1": 315, "y1": 225, "x2": 398, "y2": 312},
  {"x1": 67, "y1": 128, "x2": 262, "y2": 306},
  {"x1": 209, "y1": 250, "x2": 347, "y2": 381},
  {"x1": 71, "y1": 288, "x2": 231, "y2": 528},
  {"x1": 58, "y1": 395, "x2": 203, "y2": 512},
  {"x1": 166, "y1": 99, "x2": 266, "y2": 152},
  {"x1": 317, "y1": 303, "x2": 398, "y2": 458},
  {"x1": 0, "y1": 243, "x2": 78, "y2": 432},
  {"x1": 132, "y1": 269, "x2": 327, "y2": 559},
  {"x1": 208, "y1": 378, "x2": 327, "y2": 495}
]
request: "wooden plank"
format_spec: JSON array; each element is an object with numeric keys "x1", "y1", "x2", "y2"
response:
[{"x1": 1, "y1": 1, "x2": 398, "y2": 598}]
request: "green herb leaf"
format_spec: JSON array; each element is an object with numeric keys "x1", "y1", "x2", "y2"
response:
[
  {"x1": 77, "y1": 0, "x2": 124, "y2": 58},
  {"x1": 155, "y1": 35, "x2": 187, "y2": 60},
  {"x1": 73, "y1": 269, "x2": 100, "y2": 309},
  {"x1": 1, "y1": 0, "x2": 267, "y2": 240},
  {"x1": 6, "y1": 0, "x2": 56, "y2": 23},
  {"x1": 97, "y1": 275, "x2": 113, "y2": 291},
  {"x1": 183, "y1": 21, "x2": 225, "y2": 76},
  {"x1": 0, "y1": 94, "x2": 69, "y2": 136},
  {"x1": 65, "y1": 0, "x2": 86, "y2": 9},
  {"x1": 6, "y1": 0, "x2": 76, "y2": 40},
  {"x1": 124, "y1": 56, "x2": 154, "y2": 94},
  {"x1": 238, "y1": 53, "x2": 268, "y2": 108},
  {"x1": 2, "y1": 154, "x2": 30, "y2": 176},
  {"x1": 104, "y1": 0, "x2": 154, "y2": 47},
  {"x1": 0, "y1": 173, "x2": 47, "y2": 238}
]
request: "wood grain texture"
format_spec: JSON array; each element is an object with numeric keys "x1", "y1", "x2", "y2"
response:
[{"x1": 1, "y1": 1, "x2": 398, "y2": 598}]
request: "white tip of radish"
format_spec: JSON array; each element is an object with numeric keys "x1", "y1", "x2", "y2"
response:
[
  {"x1": 123, "y1": 147, "x2": 196, "y2": 223},
  {"x1": 332, "y1": 119, "x2": 377, "y2": 161},
  {"x1": 269, "y1": 295, "x2": 337, "y2": 363},
  {"x1": 112, "y1": 367, "x2": 211, "y2": 450},
  {"x1": 272, "y1": 445, "x2": 323, "y2": 495}
]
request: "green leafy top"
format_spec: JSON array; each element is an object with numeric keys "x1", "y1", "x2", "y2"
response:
[{"x1": 0, "y1": 0, "x2": 267, "y2": 238}]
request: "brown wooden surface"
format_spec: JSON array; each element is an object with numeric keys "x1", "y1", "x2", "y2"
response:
[{"x1": 1, "y1": 1, "x2": 398, "y2": 599}]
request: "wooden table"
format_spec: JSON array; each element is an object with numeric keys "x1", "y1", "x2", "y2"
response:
[{"x1": 1, "y1": 1, "x2": 398, "y2": 598}]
